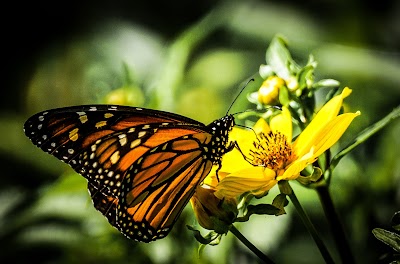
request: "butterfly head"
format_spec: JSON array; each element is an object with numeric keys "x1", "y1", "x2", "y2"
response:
[
  {"x1": 208, "y1": 114, "x2": 235, "y2": 134},
  {"x1": 205, "y1": 114, "x2": 235, "y2": 163}
]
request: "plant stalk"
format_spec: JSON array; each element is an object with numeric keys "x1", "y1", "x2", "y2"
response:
[
  {"x1": 285, "y1": 182, "x2": 335, "y2": 264},
  {"x1": 317, "y1": 185, "x2": 355, "y2": 263},
  {"x1": 230, "y1": 225, "x2": 275, "y2": 264}
]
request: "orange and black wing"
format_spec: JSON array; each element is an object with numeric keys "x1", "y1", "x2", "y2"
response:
[
  {"x1": 87, "y1": 182, "x2": 118, "y2": 226},
  {"x1": 23, "y1": 105, "x2": 205, "y2": 186},
  {"x1": 115, "y1": 132, "x2": 214, "y2": 242},
  {"x1": 23, "y1": 104, "x2": 229, "y2": 242}
]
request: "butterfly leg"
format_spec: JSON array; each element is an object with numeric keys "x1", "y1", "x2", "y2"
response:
[
  {"x1": 215, "y1": 163, "x2": 222, "y2": 182},
  {"x1": 233, "y1": 141, "x2": 262, "y2": 167}
]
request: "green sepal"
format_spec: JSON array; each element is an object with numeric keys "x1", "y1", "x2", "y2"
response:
[
  {"x1": 186, "y1": 225, "x2": 222, "y2": 245},
  {"x1": 278, "y1": 180, "x2": 292, "y2": 195},
  {"x1": 278, "y1": 85, "x2": 290, "y2": 107},
  {"x1": 297, "y1": 63, "x2": 315, "y2": 92},
  {"x1": 208, "y1": 216, "x2": 232, "y2": 235},
  {"x1": 247, "y1": 91, "x2": 265, "y2": 109},
  {"x1": 272, "y1": 193, "x2": 289, "y2": 215},
  {"x1": 297, "y1": 167, "x2": 323, "y2": 186}
]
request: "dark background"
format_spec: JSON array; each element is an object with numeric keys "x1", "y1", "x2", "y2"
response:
[{"x1": 1, "y1": 0, "x2": 399, "y2": 263}]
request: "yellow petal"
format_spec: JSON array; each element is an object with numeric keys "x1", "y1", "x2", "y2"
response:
[
  {"x1": 220, "y1": 148, "x2": 252, "y2": 173},
  {"x1": 203, "y1": 172, "x2": 228, "y2": 187},
  {"x1": 230, "y1": 127, "x2": 257, "y2": 154},
  {"x1": 215, "y1": 127, "x2": 257, "y2": 173},
  {"x1": 270, "y1": 106, "x2": 292, "y2": 141},
  {"x1": 253, "y1": 118, "x2": 271, "y2": 134},
  {"x1": 250, "y1": 178, "x2": 278, "y2": 196},
  {"x1": 215, "y1": 167, "x2": 276, "y2": 199},
  {"x1": 277, "y1": 148, "x2": 315, "y2": 181},
  {"x1": 311, "y1": 111, "x2": 361, "y2": 158},
  {"x1": 293, "y1": 87, "x2": 352, "y2": 157}
]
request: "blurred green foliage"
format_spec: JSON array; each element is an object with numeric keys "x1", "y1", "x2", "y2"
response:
[{"x1": 1, "y1": 0, "x2": 399, "y2": 263}]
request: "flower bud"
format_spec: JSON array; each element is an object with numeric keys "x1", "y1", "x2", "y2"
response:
[
  {"x1": 286, "y1": 76, "x2": 298, "y2": 91},
  {"x1": 103, "y1": 86, "x2": 144, "y2": 106},
  {"x1": 190, "y1": 183, "x2": 238, "y2": 234},
  {"x1": 257, "y1": 76, "x2": 284, "y2": 105}
]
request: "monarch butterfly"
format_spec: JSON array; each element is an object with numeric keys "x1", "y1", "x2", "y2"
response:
[{"x1": 24, "y1": 104, "x2": 237, "y2": 242}]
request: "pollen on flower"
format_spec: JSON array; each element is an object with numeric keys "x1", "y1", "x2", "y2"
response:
[{"x1": 250, "y1": 131, "x2": 293, "y2": 170}]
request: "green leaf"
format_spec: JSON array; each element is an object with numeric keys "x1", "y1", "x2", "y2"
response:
[
  {"x1": 324, "y1": 86, "x2": 341, "y2": 102},
  {"x1": 372, "y1": 228, "x2": 400, "y2": 253},
  {"x1": 392, "y1": 211, "x2": 400, "y2": 231},
  {"x1": 266, "y1": 35, "x2": 299, "y2": 80},
  {"x1": 248, "y1": 204, "x2": 282, "y2": 215},
  {"x1": 236, "y1": 203, "x2": 282, "y2": 222},
  {"x1": 259, "y1": 64, "x2": 274, "y2": 79},
  {"x1": 312, "y1": 79, "x2": 340, "y2": 90}
]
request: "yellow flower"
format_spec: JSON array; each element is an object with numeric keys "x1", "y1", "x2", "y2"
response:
[{"x1": 214, "y1": 87, "x2": 360, "y2": 199}]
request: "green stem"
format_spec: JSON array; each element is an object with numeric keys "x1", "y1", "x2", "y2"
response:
[
  {"x1": 230, "y1": 225, "x2": 276, "y2": 264},
  {"x1": 316, "y1": 185, "x2": 355, "y2": 264},
  {"x1": 283, "y1": 182, "x2": 335, "y2": 264}
]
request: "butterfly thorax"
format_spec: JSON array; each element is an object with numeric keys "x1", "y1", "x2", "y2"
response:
[{"x1": 205, "y1": 114, "x2": 235, "y2": 164}]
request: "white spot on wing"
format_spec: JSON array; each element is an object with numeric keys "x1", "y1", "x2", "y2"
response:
[{"x1": 110, "y1": 151, "x2": 120, "y2": 164}]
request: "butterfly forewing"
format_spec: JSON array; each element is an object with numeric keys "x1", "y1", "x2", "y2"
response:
[
  {"x1": 24, "y1": 105, "x2": 203, "y2": 163},
  {"x1": 23, "y1": 104, "x2": 235, "y2": 242}
]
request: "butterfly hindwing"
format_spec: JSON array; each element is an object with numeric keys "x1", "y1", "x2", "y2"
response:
[
  {"x1": 115, "y1": 132, "x2": 214, "y2": 242},
  {"x1": 88, "y1": 182, "x2": 118, "y2": 226}
]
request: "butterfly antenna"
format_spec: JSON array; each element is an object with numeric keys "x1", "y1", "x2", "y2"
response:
[
  {"x1": 230, "y1": 105, "x2": 282, "y2": 117},
  {"x1": 226, "y1": 78, "x2": 254, "y2": 115}
]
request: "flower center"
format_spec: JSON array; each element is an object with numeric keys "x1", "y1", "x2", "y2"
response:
[{"x1": 249, "y1": 131, "x2": 293, "y2": 171}]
